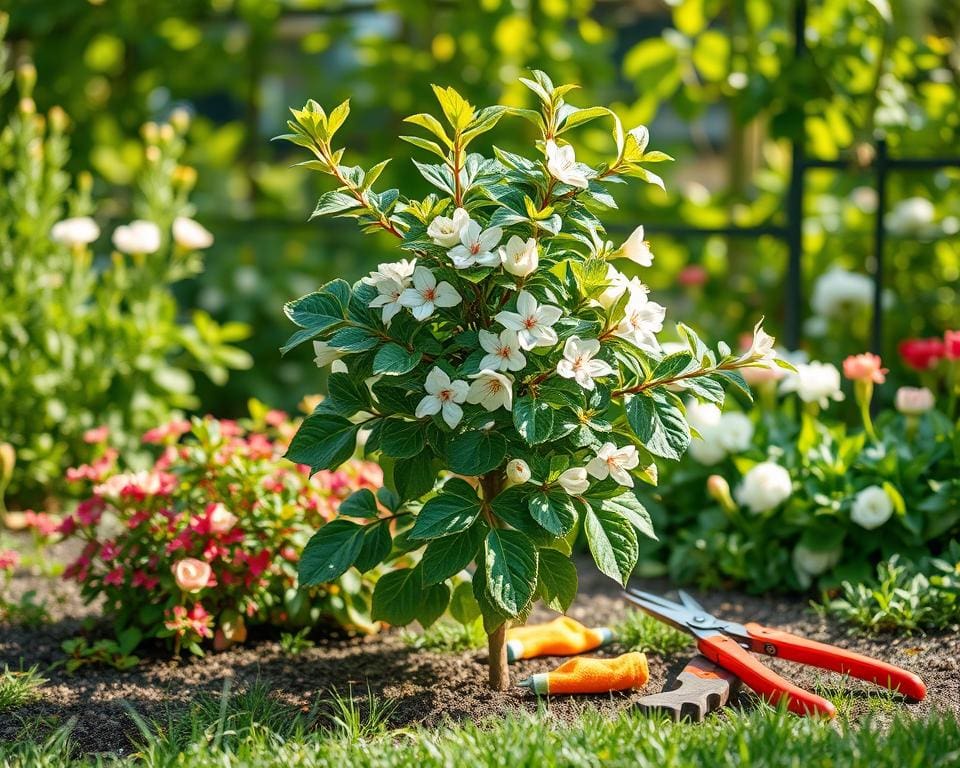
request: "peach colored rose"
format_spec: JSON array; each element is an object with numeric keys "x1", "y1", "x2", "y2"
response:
[
  {"x1": 172, "y1": 558, "x2": 211, "y2": 593},
  {"x1": 208, "y1": 503, "x2": 238, "y2": 534},
  {"x1": 842, "y1": 353, "x2": 887, "y2": 384}
]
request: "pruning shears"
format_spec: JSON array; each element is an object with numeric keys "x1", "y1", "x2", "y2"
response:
[{"x1": 624, "y1": 588, "x2": 927, "y2": 718}]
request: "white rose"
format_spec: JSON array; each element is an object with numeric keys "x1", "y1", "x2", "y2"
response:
[
  {"x1": 885, "y1": 197, "x2": 935, "y2": 235},
  {"x1": 173, "y1": 216, "x2": 214, "y2": 250},
  {"x1": 685, "y1": 400, "x2": 726, "y2": 465},
  {"x1": 112, "y1": 220, "x2": 162, "y2": 254},
  {"x1": 792, "y1": 544, "x2": 841, "y2": 578},
  {"x1": 687, "y1": 437, "x2": 727, "y2": 466},
  {"x1": 736, "y1": 462, "x2": 792, "y2": 514},
  {"x1": 895, "y1": 386, "x2": 935, "y2": 416},
  {"x1": 810, "y1": 268, "x2": 873, "y2": 319},
  {"x1": 779, "y1": 362, "x2": 844, "y2": 408},
  {"x1": 51, "y1": 216, "x2": 100, "y2": 247},
  {"x1": 718, "y1": 412, "x2": 754, "y2": 454},
  {"x1": 850, "y1": 486, "x2": 894, "y2": 530},
  {"x1": 685, "y1": 400, "x2": 722, "y2": 435}
]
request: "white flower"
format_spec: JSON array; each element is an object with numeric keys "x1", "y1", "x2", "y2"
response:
[
  {"x1": 506, "y1": 459, "x2": 531, "y2": 485},
  {"x1": 614, "y1": 226, "x2": 654, "y2": 266},
  {"x1": 736, "y1": 462, "x2": 792, "y2": 514},
  {"x1": 545, "y1": 140, "x2": 589, "y2": 189},
  {"x1": 361, "y1": 258, "x2": 417, "y2": 287},
  {"x1": 779, "y1": 362, "x2": 845, "y2": 408},
  {"x1": 792, "y1": 544, "x2": 841, "y2": 578},
  {"x1": 415, "y1": 367, "x2": 469, "y2": 429},
  {"x1": 849, "y1": 186, "x2": 877, "y2": 214},
  {"x1": 466, "y1": 369, "x2": 513, "y2": 412},
  {"x1": 500, "y1": 235, "x2": 539, "y2": 277},
  {"x1": 313, "y1": 340, "x2": 344, "y2": 368},
  {"x1": 556, "y1": 336, "x2": 613, "y2": 391},
  {"x1": 895, "y1": 386, "x2": 935, "y2": 415},
  {"x1": 586, "y1": 443, "x2": 640, "y2": 487},
  {"x1": 495, "y1": 291, "x2": 562, "y2": 350},
  {"x1": 885, "y1": 197, "x2": 935, "y2": 235},
  {"x1": 51, "y1": 216, "x2": 99, "y2": 247},
  {"x1": 688, "y1": 436, "x2": 727, "y2": 465},
  {"x1": 447, "y1": 220, "x2": 503, "y2": 269},
  {"x1": 685, "y1": 402, "x2": 726, "y2": 465},
  {"x1": 850, "y1": 486, "x2": 894, "y2": 530},
  {"x1": 557, "y1": 467, "x2": 589, "y2": 495},
  {"x1": 369, "y1": 279, "x2": 406, "y2": 325},
  {"x1": 613, "y1": 279, "x2": 665, "y2": 352},
  {"x1": 399, "y1": 266, "x2": 462, "y2": 320},
  {"x1": 112, "y1": 220, "x2": 161, "y2": 254},
  {"x1": 717, "y1": 412, "x2": 754, "y2": 454},
  {"x1": 427, "y1": 208, "x2": 470, "y2": 247},
  {"x1": 810, "y1": 268, "x2": 873, "y2": 319},
  {"x1": 172, "y1": 216, "x2": 214, "y2": 250},
  {"x1": 737, "y1": 321, "x2": 778, "y2": 369},
  {"x1": 597, "y1": 264, "x2": 630, "y2": 309},
  {"x1": 478, "y1": 329, "x2": 527, "y2": 372}
]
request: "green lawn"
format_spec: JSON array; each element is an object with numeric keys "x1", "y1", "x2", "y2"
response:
[{"x1": 3, "y1": 682, "x2": 958, "y2": 768}]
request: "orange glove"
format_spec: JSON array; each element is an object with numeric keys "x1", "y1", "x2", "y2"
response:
[
  {"x1": 518, "y1": 652, "x2": 649, "y2": 695},
  {"x1": 505, "y1": 616, "x2": 614, "y2": 662}
]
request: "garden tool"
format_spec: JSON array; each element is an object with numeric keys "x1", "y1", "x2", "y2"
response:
[
  {"x1": 517, "y1": 652, "x2": 649, "y2": 695},
  {"x1": 505, "y1": 616, "x2": 614, "y2": 662},
  {"x1": 624, "y1": 588, "x2": 927, "y2": 718},
  {"x1": 637, "y1": 655, "x2": 740, "y2": 722}
]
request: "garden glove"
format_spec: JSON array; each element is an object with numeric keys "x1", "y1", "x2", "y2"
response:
[
  {"x1": 517, "y1": 652, "x2": 650, "y2": 695},
  {"x1": 505, "y1": 616, "x2": 615, "y2": 662}
]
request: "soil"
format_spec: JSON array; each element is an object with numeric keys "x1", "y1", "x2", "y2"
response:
[{"x1": 2, "y1": 540, "x2": 958, "y2": 757}]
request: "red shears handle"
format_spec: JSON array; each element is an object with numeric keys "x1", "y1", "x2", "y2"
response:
[
  {"x1": 743, "y1": 622, "x2": 927, "y2": 701},
  {"x1": 697, "y1": 634, "x2": 837, "y2": 718}
]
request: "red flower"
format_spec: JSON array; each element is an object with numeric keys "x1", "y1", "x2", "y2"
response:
[
  {"x1": 104, "y1": 567, "x2": 125, "y2": 586},
  {"x1": 0, "y1": 549, "x2": 20, "y2": 571},
  {"x1": 945, "y1": 330, "x2": 960, "y2": 360},
  {"x1": 678, "y1": 264, "x2": 708, "y2": 287},
  {"x1": 899, "y1": 337, "x2": 945, "y2": 370}
]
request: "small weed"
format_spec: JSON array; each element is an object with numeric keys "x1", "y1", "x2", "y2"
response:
[
  {"x1": 0, "y1": 590, "x2": 50, "y2": 626},
  {"x1": 319, "y1": 685, "x2": 399, "y2": 742},
  {"x1": 58, "y1": 637, "x2": 139, "y2": 672},
  {"x1": 0, "y1": 665, "x2": 47, "y2": 713},
  {"x1": 401, "y1": 618, "x2": 486, "y2": 652},
  {"x1": 615, "y1": 610, "x2": 693, "y2": 655},
  {"x1": 280, "y1": 628, "x2": 315, "y2": 656}
]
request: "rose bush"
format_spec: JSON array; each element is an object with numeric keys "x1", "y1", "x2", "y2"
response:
[
  {"x1": 59, "y1": 404, "x2": 384, "y2": 657},
  {"x1": 276, "y1": 71, "x2": 784, "y2": 688},
  {"x1": 636, "y1": 350, "x2": 960, "y2": 592}
]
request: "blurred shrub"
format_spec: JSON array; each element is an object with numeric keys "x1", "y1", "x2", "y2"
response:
[
  {"x1": 0, "y1": 18, "x2": 251, "y2": 509},
  {"x1": 59, "y1": 405, "x2": 384, "y2": 656}
]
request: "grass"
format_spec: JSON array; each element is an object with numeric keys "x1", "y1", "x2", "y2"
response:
[
  {"x1": 400, "y1": 618, "x2": 486, "y2": 652},
  {"x1": 614, "y1": 610, "x2": 694, "y2": 655},
  {"x1": 0, "y1": 664, "x2": 47, "y2": 713},
  {"x1": 4, "y1": 684, "x2": 957, "y2": 768}
]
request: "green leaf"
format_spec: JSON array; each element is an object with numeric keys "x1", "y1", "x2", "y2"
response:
[
  {"x1": 652, "y1": 351, "x2": 694, "y2": 380},
  {"x1": 513, "y1": 395, "x2": 556, "y2": 445},
  {"x1": 484, "y1": 529, "x2": 538, "y2": 617},
  {"x1": 409, "y1": 478, "x2": 482, "y2": 540},
  {"x1": 626, "y1": 392, "x2": 691, "y2": 461},
  {"x1": 328, "y1": 326, "x2": 378, "y2": 353},
  {"x1": 354, "y1": 522, "x2": 392, "y2": 572},
  {"x1": 472, "y1": 559, "x2": 509, "y2": 633},
  {"x1": 394, "y1": 455, "x2": 437, "y2": 500},
  {"x1": 449, "y1": 580, "x2": 481, "y2": 625},
  {"x1": 339, "y1": 488, "x2": 380, "y2": 519},
  {"x1": 400, "y1": 134, "x2": 447, "y2": 160},
  {"x1": 528, "y1": 489, "x2": 577, "y2": 536},
  {"x1": 446, "y1": 430, "x2": 507, "y2": 475},
  {"x1": 370, "y1": 568, "x2": 420, "y2": 626},
  {"x1": 593, "y1": 492, "x2": 657, "y2": 540},
  {"x1": 299, "y1": 520, "x2": 365, "y2": 585},
  {"x1": 584, "y1": 504, "x2": 638, "y2": 587},
  {"x1": 416, "y1": 581, "x2": 451, "y2": 628},
  {"x1": 283, "y1": 291, "x2": 345, "y2": 331},
  {"x1": 537, "y1": 549, "x2": 578, "y2": 613},
  {"x1": 312, "y1": 190, "x2": 362, "y2": 219},
  {"x1": 285, "y1": 414, "x2": 359, "y2": 472},
  {"x1": 421, "y1": 523, "x2": 486, "y2": 585},
  {"x1": 379, "y1": 419, "x2": 425, "y2": 459},
  {"x1": 318, "y1": 372, "x2": 371, "y2": 417},
  {"x1": 373, "y1": 343, "x2": 422, "y2": 375}
]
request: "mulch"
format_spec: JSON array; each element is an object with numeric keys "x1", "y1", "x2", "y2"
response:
[{"x1": 2, "y1": 540, "x2": 958, "y2": 756}]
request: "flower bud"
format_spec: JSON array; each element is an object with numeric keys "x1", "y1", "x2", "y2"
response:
[
  {"x1": 706, "y1": 474, "x2": 735, "y2": 512},
  {"x1": 16, "y1": 61, "x2": 36, "y2": 97},
  {"x1": 173, "y1": 164, "x2": 198, "y2": 192},
  {"x1": 169, "y1": 107, "x2": 191, "y2": 134},
  {"x1": 159, "y1": 123, "x2": 175, "y2": 144},
  {"x1": 141, "y1": 121, "x2": 159, "y2": 144},
  {"x1": 894, "y1": 386, "x2": 934, "y2": 416},
  {"x1": 18, "y1": 97, "x2": 36, "y2": 116},
  {"x1": 0, "y1": 442, "x2": 15, "y2": 487},
  {"x1": 506, "y1": 459, "x2": 531, "y2": 485}
]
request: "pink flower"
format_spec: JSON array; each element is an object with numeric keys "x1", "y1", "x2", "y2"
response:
[
  {"x1": 99, "y1": 540, "x2": 121, "y2": 562},
  {"x1": 104, "y1": 567, "x2": 125, "y2": 586},
  {"x1": 0, "y1": 549, "x2": 20, "y2": 571},
  {"x1": 265, "y1": 410, "x2": 287, "y2": 427},
  {"x1": 142, "y1": 419, "x2": 191, "y2": 445},
  {"x1": 207, "y1": 502, "x2": 239, "y2": 534},
  {"x1": 132, "y1": 570, "x2": 159, "y2": 590},
  {"x1": 83, "y1": 426, "x2": 110, "y2": 444},
  {"x1": 172, "y1": 557, "x2": 213, "y2": 593},
  {"x1": 23, "y1": 511, "x2": 60, "y2": 537},
  {"x1": 945, "y1": 330, "x2": 960, "y2": 361},
  {"x1": 842, "y1": 353, "x2": 887, "y2": 384},
  {"x1": 895, "y1": 386, "x2": 935, "y2": 415},
  {"x1": 899, "y1": 338, "x2": 945, "y2": 371},
  {"x1": 75, "y1": 498, "x2": 105, "y2": 527},
  {"x1": 678, "y1": 265, "x2": 708, "y2": 287}
]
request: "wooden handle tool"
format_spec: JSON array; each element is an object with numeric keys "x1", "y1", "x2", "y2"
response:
[{"x1": 637, "y1": 655, "x2": 740, "y2": 722}]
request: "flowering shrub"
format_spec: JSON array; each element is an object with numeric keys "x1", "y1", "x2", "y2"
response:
[
  {"x1": 0, "y1": 23, "x2": 251, "y2": 508},
  {"x1": 638, "y1": 351, "x2": 959, "y2": 592},
  {"x1": 60, "y1": 405, "x2": 383, "y2": 656},
  {"x1": 276, "y1": 71, "x2": 784, "y2": 688}
]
